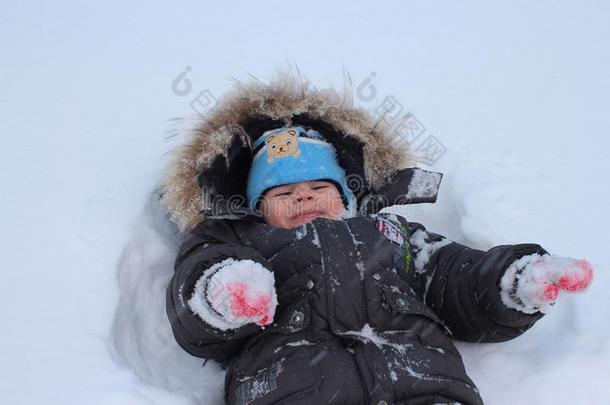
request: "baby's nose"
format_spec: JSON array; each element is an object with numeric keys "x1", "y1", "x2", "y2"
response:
[
  {"x1": 296, "y1": 194, "x2": 313, "y2": 202},
  {"x1": 294, "y1": 188, "x2": 314, "y2": 201}
]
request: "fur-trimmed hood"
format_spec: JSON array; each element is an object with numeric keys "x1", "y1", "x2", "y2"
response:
[{"x1": 160, "y1": 72, "x2": 441, "y2": 232}]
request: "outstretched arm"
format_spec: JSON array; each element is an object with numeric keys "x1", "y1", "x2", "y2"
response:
[
  {"x1": 166, "y1": 219, "x2": 277, "y2": 362},
  {"x1": 392, "y1": 217, "x2": 591, "y2": 342}
]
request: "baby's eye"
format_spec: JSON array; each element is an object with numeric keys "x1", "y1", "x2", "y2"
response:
[
  {"x1": 276, "y1": 191, "x2": 292, "y2": 197},
  {"x1": 313, "y1": 185, "x2": 329, "y2": 190}
]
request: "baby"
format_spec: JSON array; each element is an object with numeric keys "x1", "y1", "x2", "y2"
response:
[{"x1": 164, "y1": 81, "x2": 593, "y2": 405}]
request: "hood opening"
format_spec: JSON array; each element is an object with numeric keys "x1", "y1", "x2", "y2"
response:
[
  {"x1": 160, "y1": 71, "x2": 422, "y2": 231},
  {"x1": 198, "y1": 114, "x2": 371, "y2": 218}
]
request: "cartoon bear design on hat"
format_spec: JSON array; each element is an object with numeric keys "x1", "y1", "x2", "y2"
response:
[{"x1": 265, "y1": 128, "x2": 301, "y2": 163}]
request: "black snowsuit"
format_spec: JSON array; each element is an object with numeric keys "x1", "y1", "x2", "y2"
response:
[
  {"x1": 162, "y1": 77, "x2": 547, "y2": 404},
  {"x1": 166, "y1": 170, "x2": 546, "y2": 405}
]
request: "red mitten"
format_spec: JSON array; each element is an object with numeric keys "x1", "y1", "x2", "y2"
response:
[
  {"x1": 500, "y1": 253, "x2": 593, "y2": 314},
  {"x1": 189, "y1": 259, "x2": 277, "y2": 330}
]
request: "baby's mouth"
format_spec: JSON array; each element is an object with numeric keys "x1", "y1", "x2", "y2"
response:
[{"x1": 291, "y1": 210, "x2": 324, "y2": 223}]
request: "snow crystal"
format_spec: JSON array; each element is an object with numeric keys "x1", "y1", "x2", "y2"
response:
[
  {"x1": 405, "y1": 169, "x2": 442, "y2": 200},
  {"x1": 272, "y1": 340, "x2": 315, "y2": 353},
  {"x1": 380, "y1": 341, "x2": 446, "y2": 387},
  {"x1": 423, "y1": 273, "x2": 436, "y2": 304},
  {"x1": 404, "y1": 366, "x2": 426, "y2": 379},
  {"x1": 345, "y1": 225, "x2": 365, "y2": 247},
  {"x1": 355, "y1": 261, "x2": 366, "y2": 280},
  {"x1": 423, "y1": 345, "x2": 445, "y2": 355},
  {"x1": 273, "y1": 339, "x2": 315, "y2": 353},
  {"x1": 389, "y1": 285, "x2": 402, "y2": 293},
  {"x1": 409, "y1": 229, "x2": 452, "y2": 274},
  {"x1": 294, "y1": 224, "x2": 308, "y2": 240},
  {"x1": 177, "y1": 284, "x2": 186, "y2": 308},
  {"x1": 339, "y1": 324, "x2": 411, "y2": 354},
  {"x1": 311, "y1": 225, "x2": 321, "y2": 248},
  {"x1": 396, "y1": 359, "x2": 447, "y2": 384},
  {"x1": 287, "y1": 340, "x2": 313, "y2": 347},
  {"x1": 343, "y1": 222, "x2": 366, "y2": 280},
  {"x1": 308, "y1": 224, "x2": 326, "y2": 279},
  {"x1": 340, "y1": 324, "x2": 390, "y2": 348},
  {"x1": 329, "y1": 274, "x2": 341, "y2": 293}
]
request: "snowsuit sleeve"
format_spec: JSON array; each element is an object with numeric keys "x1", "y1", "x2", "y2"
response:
[
  {"x1": 166, "y1": 219, "x2": 269, "y2": 363},
  {"x1": 395, "y1": 217, "x2": 548, "y2": 343}
]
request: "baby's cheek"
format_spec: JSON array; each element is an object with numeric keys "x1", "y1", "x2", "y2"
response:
[
  {"x1": 267, "y1": 202, "x2": 294, "y2": 229},
  {"x1": 333, "y1": 204, "x2": 346, "y2": 219},
  {"x1": 327, "y1": 197, "x2": 345, "y2": 219}
]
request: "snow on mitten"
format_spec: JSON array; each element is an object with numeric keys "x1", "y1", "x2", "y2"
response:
[
  {"x1": 500, "y1": 253, "x2": 593, "y2": 314},
  {"x1": 188, "y1": 258, "x2": 277, "y2": 331}
]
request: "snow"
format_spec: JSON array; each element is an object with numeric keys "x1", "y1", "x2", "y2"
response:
[
  {"x1": 340, "y1": 324, "x2": 412, "y2": 355},
  {"x1": 310, "y1": 224, "x2": 321, "y2": 248},
  {"x1": 273, "y1": 340, "x2": 313, "y2": 354},
  {"x1": 342, "y1": 324, "x2": 452, "y2": 386},
  {"x1": 2, "y1": 1, "x2": 610, "y2": 404},
  {"x1": 409, "y1": 228, "x2": 452, "y2": 273},
  {"x1": 499, "y1": 253, "x2": 593, "y2": 314},
  {"x1": 294, "y1": 224, "x2": 308, "y2": 240},
  {"x1": 406, "y1": 169, "x2": 443, "y2": 201},
  {"x1": 341, "y1": 323, "x2": 392, "y2": 349},
  {"x1": 189, "y1": 258, "x2": 277, "y2": 330},
  {"x1": 112, "y1": 202, "x2": 225, "y2": 403},
  {"x1": 343, "y1": 222, "x2": 367, "y2": 280}
]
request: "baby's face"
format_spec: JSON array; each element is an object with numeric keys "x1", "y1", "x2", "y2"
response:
[{"x1": 259, "y1": 180, "x2": 345, "y2": 229}]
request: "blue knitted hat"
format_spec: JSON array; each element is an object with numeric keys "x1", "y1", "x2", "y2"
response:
[{"x1": 246, "y1": 127, "x2": 356, "y2": 213}]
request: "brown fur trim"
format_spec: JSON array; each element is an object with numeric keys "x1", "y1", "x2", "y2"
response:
[{"x1": 160, "y1": 70, "x2": 414, "y2": 231}]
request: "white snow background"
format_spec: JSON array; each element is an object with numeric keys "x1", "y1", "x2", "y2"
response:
[{"x1": 2, "y1": 1, "x2": 609, "y2": 404}]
